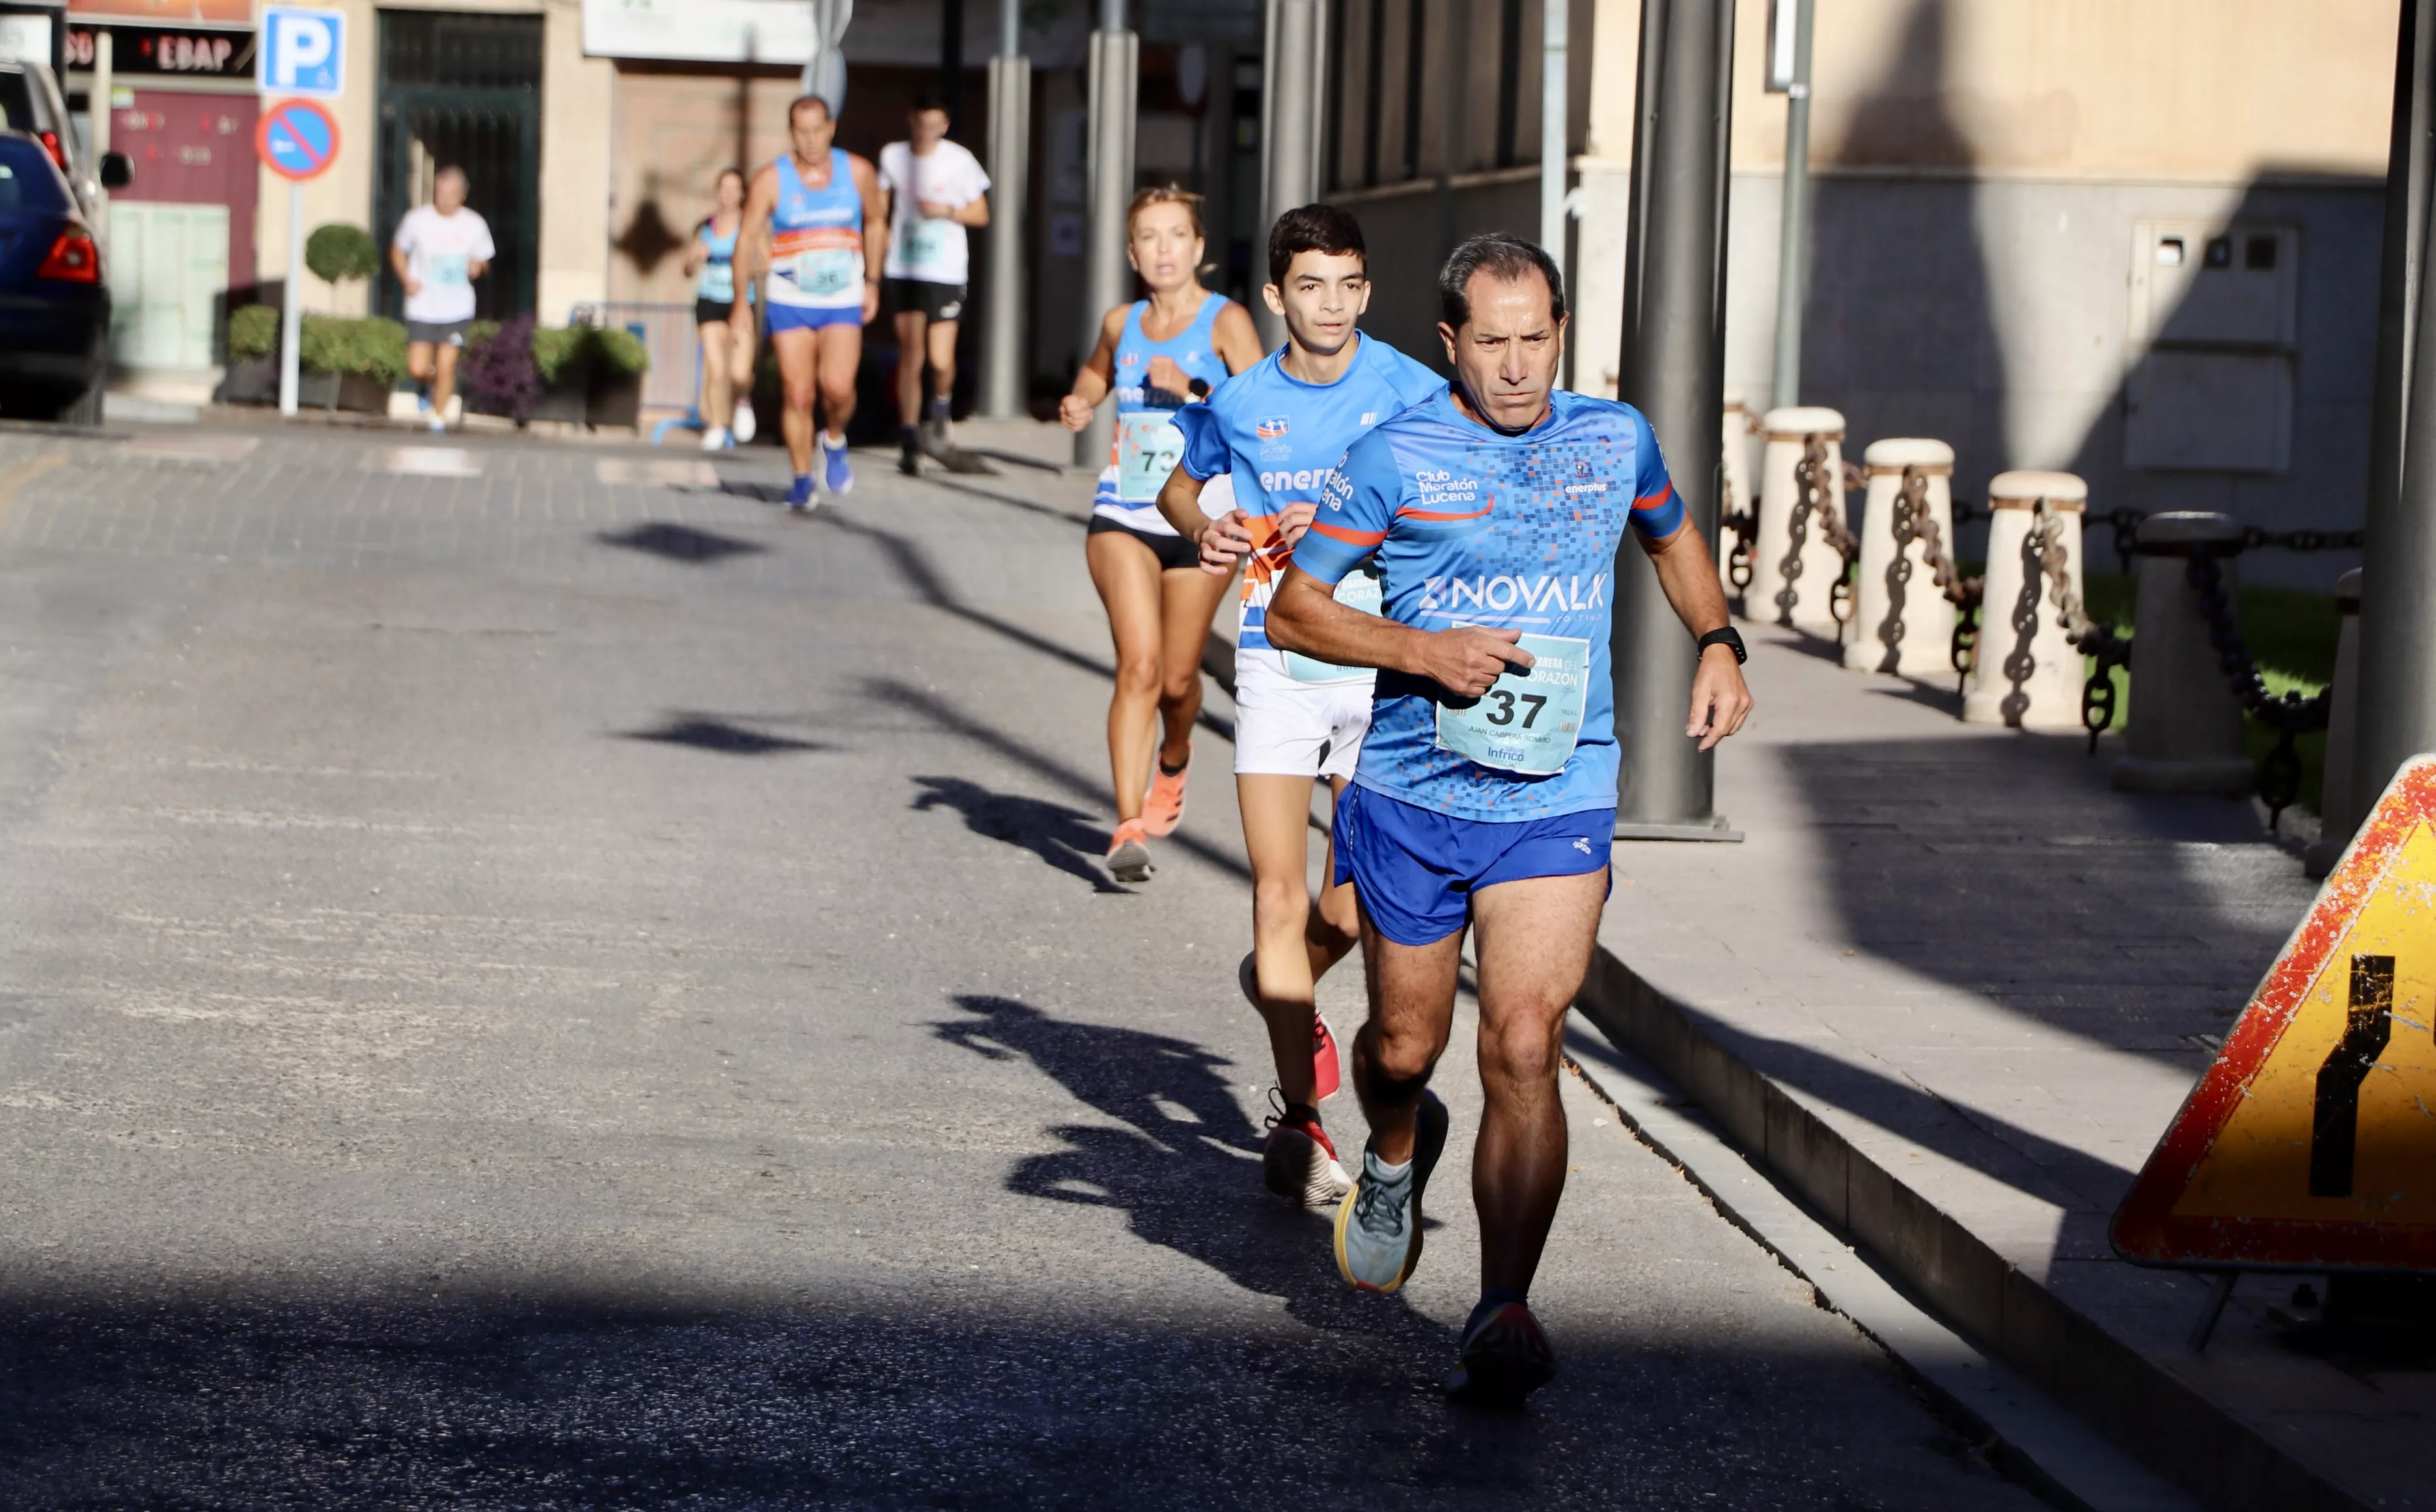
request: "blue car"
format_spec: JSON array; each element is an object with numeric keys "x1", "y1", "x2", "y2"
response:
[{"x1": 0, "y1": 120, "x2": 129, "y2": 424}]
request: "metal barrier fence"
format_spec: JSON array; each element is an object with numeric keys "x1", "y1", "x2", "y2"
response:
[{"x1": 570, "y1": 302, "x2": 701, "y2": 417}]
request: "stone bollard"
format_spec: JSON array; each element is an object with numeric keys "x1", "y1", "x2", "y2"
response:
[
  {"x1": 1719, "y1": 385, "x2": 1755, "y2": 596},
  {"x1": 1844, "y1": 438, "x2": 1959, "y2": 676},
  {"x1": 1963, "y1": 470, "x2": 2088, "y2": 731},
  {"x1": 2304, "y1": 568, "x2": 2365, "y2": 878},
  {"x1": 1752, "y1": 406, "x2": 1849, "y2": 637},
  {"x1": 2111, "y1": 512, "x2": 2253, "y2": 795}
]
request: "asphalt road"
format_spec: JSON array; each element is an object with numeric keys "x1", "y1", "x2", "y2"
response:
[{"x1": 0, "y1": 422, "x2": 2047, "y2": 1509}]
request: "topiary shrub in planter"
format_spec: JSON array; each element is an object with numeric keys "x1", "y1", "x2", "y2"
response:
[{"x1": 469, "y1": 319, "x2": 651, "y2": 428}]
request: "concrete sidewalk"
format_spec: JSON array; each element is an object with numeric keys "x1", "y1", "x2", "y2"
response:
[{"x1": 1576, "y1": 623, "x2": 2429, "y2": 1511}]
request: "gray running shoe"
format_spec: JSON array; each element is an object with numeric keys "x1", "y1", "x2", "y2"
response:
[
  {"x1": 1446, "y1": 1299, "x2": 1557, "y2": 1405},
  {"x1": 1105, "y1": 821, "x2": 1152, "y2": 883},
  {"x1": 1332, "y1": 1089, "x2": 1449, "y2": 1293}
]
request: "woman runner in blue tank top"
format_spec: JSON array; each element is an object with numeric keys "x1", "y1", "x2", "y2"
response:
[
  {"x1": 683, "y1": 167, "x2": 758, "y2": 450},
  {"x1": 1059, "y1": 187, "x2": 1264, "y2": 882}
]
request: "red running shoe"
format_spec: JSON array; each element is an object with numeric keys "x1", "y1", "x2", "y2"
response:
[
  {"x1": 1143, "y1": 756, "x2": 1188, "y2": 836},
  {"x1": 1262, "y1": 1097, "x2": 1351, "y2": 1207},
  {"x1": 1238, "y1": 952, "x2": 1342, "y2": 1102}
]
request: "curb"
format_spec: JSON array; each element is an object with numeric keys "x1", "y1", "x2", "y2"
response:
[{"x1": 1573, "y1": 944, "x2": 2368, "y2": 1512}]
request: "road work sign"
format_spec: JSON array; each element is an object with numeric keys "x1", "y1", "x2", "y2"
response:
[{"x1": 2116, "y1": 753, "x2": 2436, "y2": 1270}]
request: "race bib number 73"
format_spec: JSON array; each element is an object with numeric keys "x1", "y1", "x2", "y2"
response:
[{"x1": 1434, "y1": 633, "x2": 1590, "y2": 775}]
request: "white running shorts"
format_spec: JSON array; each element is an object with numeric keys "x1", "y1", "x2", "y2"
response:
[{"x1": 1233, "y1": 647, "x2": 1373, "y2": 778}]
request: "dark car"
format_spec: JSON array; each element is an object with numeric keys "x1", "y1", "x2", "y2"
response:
[
  {"x1": 0, "y1": 130, "x2": 111, "y2": 422},
  {"x1": 0, "y1": 60, "x2": 115, "y2": 217}
]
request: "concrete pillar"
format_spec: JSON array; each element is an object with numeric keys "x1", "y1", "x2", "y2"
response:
[
  {"x1": 2307, "y1": 568, "x2": 2368, "y2": 877},
  {"x1": 1257, "y1": 0, "x2": 1327, "y2": 351},
  {"x1": 1718, "y1": 383, "x2": 1753, "y2": 597},
  {"x1": 1963, "y1": 471, "x2": 2088, "y2": 732},
  {"x1": 980, "y1": 44, "x2": 1032, "y2": 418},
  {"x1": 1845, "y1": 438, "x2": 1958, "y2": 677},
  {"x1": 2111, "y1": 512, "x2": 2253, "y2": 793},
  {"x1": 1075, "y1": 10, "x2": 1138, "y2": 468},
  {"x1": 1752, "y1": 405, "x2": 1846, "y2": 638}
]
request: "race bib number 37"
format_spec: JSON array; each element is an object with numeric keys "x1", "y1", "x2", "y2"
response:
[
  {"x1": 1434, "y1": 633, "x2": 1590, "y2": 776},
  {"x1": 1115, "y1": 412, "x2": 1185, "y2": 504}
]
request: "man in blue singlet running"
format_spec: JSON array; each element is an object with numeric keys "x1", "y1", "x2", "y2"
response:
[
  {"x1": 1266, "y1": 233, "x2": 1754, "y2": 1405},
  {"x1": 1155, "y1": 204, "x2": 1444, "y2": 1210},
  {"x1": 736, "y1": 94, "x2": 887, "y2": 510}
]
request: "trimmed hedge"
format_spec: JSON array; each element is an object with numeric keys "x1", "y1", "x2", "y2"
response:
[
  {"x1": 305, "y1": 223, "x2": 379, "y2": 285},
  {"x1": 529, "y1": 324, "x2": 650, "y2": 385},
  {"x1": 224, "y1": 309, "x2": 407, "y2": 384}
]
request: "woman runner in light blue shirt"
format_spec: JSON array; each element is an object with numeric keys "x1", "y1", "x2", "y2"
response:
[
  {"x1": 682, "y1": 167, "x2": 758, "y2": 450},
  {"x1": 1058, "y1": 187, "x2": 1263, "y2": 883}
]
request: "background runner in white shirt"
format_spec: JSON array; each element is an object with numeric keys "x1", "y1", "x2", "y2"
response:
[
  {"x1": 878, "y1": 94, "x2": 991, "y2": 474},
  {"x1": 387, "y1": 167, "x2": 495, "y2": 434}
]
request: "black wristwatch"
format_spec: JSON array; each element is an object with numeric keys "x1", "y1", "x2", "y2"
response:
[{"x1": 1698, "y1": 627, "x2": 1747, "y2": 665}]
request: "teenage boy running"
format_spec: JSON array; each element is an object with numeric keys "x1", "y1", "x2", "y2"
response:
[
  {"x1": 1156, "y1": 205, "x2": 1445, "y2": 1207},
  {"x1": 1267, "y1": 234, "x2": 1752, "y2": 1403}
]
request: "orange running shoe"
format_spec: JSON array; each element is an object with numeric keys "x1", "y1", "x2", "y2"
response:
[
  {"x1": 1143, "y1": 756, "x2": 1189, "y2": 837},
  {"x1": 1106, "y1": 818, "x2": 1153, "y2": 883},
  {"x1": 1238, "y1": 951, "x2": 1342, "y2": 1101}
]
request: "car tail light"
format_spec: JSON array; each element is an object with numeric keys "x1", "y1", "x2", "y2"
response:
[
  {"x1": 38, "y1": 229, "x2": 100, "y2": 283},
  {"x1": 35, "y1": 130, "x2": 66, "y2": 173}
]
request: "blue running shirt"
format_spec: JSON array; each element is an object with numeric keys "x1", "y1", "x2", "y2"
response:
[
  {"x1": 1090, "y1": 293, "x2": 1238, "y2": 532},
  {"x1": 1291, "y1": 388, "x2": 1685, "y2": 822},
  {"x1": 1172, "y1": 334, "x2": 1445, "y2": 652}
]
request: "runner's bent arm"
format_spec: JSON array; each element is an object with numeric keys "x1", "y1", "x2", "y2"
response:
[
  {"x1": 1059, "y1": 306, "x2": 1128, "y2": 430},
  {"x1": 1267, "y1": 564, "x2": 1530, "y2": 698},
  {"x1": 1638, "y1": 517, "x2": 1754, "y2": 749}
]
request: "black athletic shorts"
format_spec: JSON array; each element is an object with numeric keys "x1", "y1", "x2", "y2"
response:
[
  {"x1": 886, "y1": 278, "x2": 967, "y2": 323},
  {"x1": 1088, "y1": 512, "x2": 1200, "y2": 572},
  {"x1": 695, "y1": 297, "x2": 734, "y2": 326}
]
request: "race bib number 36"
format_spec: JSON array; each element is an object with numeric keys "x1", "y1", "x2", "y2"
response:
[
  {"x1": 1115, "y1": 412, "x2": 1185, "y2": 503},
  {"x1": 1434, "y1": 633, "x2": 1590, "y2": 776},
  {"x1": 793, "y1": 247, "x2": 861, "y2": 299},
  {"x1": 1286, "y1": 570, "x2": 1385, "y2": 684}
]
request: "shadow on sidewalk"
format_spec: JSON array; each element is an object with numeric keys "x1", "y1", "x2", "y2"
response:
[
  {"x1": 910, "y1": 775, "x2": 1129, "y2": 893},
  {"x1": 594, "y1": 522, "x2": 766, "y2": 565},
  {"x1": 934, "y1": 993, "x2": 1411, "y2": 1334},
  {"x1": 625, "y1": 713, "x2": 826, "y2": 756}
]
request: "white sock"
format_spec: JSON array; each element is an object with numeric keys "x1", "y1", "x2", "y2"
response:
[{"x1": 1368, "y1": 1153, "x2": 1412, "y2": 1181}]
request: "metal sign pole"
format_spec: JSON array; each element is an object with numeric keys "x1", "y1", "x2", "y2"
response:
[
  {"x1": 1075, "y1": 0, "x2": 1135, "y2": 468},
  {"x1": 1767, "y1": 0, "x2": 1814, "y2": 411},
  {"x1": 1256, "y1": 0, "x2": 1323, "y2": 350},
  {"x1": 2357, "y1": 0, "x2": 2436, "y2": 809},
  {"x1": 279, "y1": 178, "x2": 303, "y2": 416},
  {"x1": 979, "y1": 0, "x2": 1030, "y2": 418},
  {"x1": 1611, "y1": 0, "x2": 1737, "y2": 839}
]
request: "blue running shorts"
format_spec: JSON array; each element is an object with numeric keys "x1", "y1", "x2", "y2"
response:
[
  {"x1": 1332, "y1": 782, "x2": 1614, "y2": 946},
  {"x1": 767, "y1": 302, "x2": 863, "y2": 335}
]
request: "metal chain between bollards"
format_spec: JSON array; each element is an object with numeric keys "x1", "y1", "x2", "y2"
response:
[
  {"x1": 1721, "y1": 476, "x2": 1756, "y2": 594},
  {"x1": 1774, "y1": 436, "x2": 1861, "y2": 629},
  {"x1": 2183, "y1": 549, "x2": 2332, "y2": 825},
  {"x1": 2023, "y1": 499, "x2": 2134, "y2": 756},
  {"x1": 2093, "y1": 505, "x2": 2362, "y2": 569}
]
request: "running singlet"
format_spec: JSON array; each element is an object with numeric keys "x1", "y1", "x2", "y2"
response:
[
  {"x1": 1291, "y1": 388, "x2": 1685, "y2": 823},
  {"x1": 764, "y1": 149, "x2": 865, "y2": 311},
  {"x1": 1173, "y1": 334, "x2": 1444, "y2": 665},
  {"x1": 697, "y1": 219, "x2": 739, "y2": 303},
  {"x1": 1090, "y1": 293, "x2": 1236, "y2": 533}
]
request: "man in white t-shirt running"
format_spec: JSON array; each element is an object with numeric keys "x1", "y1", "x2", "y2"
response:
[
  {"x1": 388, "y1": 166, "x2": 495, "y2": 435},
  {"x1": 878, "y1": 93, "x2": 990, "y2": 476}
]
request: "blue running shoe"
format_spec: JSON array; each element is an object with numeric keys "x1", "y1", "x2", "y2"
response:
[
  {"x1": 821, "y1": 433, "x2": 853, "y2": 497},
  {"x1": 786, "y1": 474, "x2": 816, "y2": 512},
  {"x1": 1446, "y1": 1298, "x2": 1557, "y2": 1406},
  {"x1": 1333, "y1": 1088, "x2": 1448, "y2": 1293}
]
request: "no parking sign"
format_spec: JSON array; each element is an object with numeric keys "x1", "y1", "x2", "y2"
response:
[{"x1": 255, "y1": 98, "x2": 339, "y2": 182}]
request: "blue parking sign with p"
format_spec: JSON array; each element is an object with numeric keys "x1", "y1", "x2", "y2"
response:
[{"x1": 258, "y1": 7, "x2": 344, "y2": 99}]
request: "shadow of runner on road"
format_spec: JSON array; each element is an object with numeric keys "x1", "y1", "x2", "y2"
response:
[
  {"x1": 910, "y1": 776, "x2": 1130, "y2": 894},
  {"x1": 625, "y1": 713, "x2": 827, "y2": 756},
  {"x1": 935, "y1": 993, "x2": 1429, "y2": 1336},
  {"x1": 594, "y1": 523, "x2": 767, "y2": 564}
]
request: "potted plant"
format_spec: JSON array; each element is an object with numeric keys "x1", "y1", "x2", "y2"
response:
[
  {"x1": 217, "y1": 305, "x2": 404, "y2": 413},
  {"x1": 465, "y1": 318, "x2": 649, "y2": 429}
]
